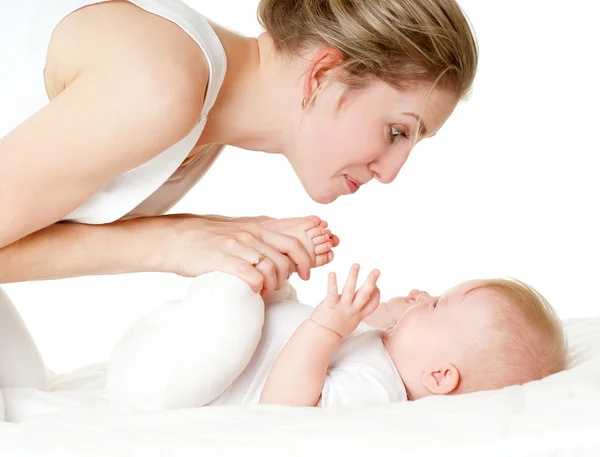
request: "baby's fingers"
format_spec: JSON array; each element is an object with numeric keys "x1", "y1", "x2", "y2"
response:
[
  {"x1": 362, "y1": 287, "x2": 381, "y2": 317},
  {"x1": 341, "y1": 264, "x2": 360, "y2": 302},
  {"x1": 353, "y1": 269, "x2": 380, "y2": 310},
  {"x1": 327, "y1": 272, "x2": 338, "y2": 300}
]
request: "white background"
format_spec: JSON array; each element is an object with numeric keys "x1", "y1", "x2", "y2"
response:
[{"x1": 5, "y1": 0, "x2": 600, "y2": 373}]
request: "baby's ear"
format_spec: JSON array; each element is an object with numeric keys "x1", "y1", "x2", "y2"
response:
[{"x1": 421, "y1": 363, "x2": 460, "y2": 395}]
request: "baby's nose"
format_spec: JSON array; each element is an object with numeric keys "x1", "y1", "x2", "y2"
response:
[{"x1": 415, "y1": 292, "x2": 436, "y2": 306}]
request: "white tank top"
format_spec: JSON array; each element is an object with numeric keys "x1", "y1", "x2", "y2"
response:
[{"x1": 0, "y1": 0, "x2": 227, "y2": 224}]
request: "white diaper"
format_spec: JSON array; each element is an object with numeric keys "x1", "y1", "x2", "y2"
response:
[{"x1": 107, "y1": 272, "x2": 266, "y2": 411}]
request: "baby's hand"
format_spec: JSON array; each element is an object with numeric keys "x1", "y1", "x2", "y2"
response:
[{"x1": 310, "y1": 264, "x2": 380, "y2": 338}]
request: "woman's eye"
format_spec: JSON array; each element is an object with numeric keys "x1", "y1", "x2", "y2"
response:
[{"x1": 389, "y1": 126, "x2": 409, "y2": 144}]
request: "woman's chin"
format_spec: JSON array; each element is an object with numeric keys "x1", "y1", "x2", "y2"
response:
[
  {"x1": 314, "y1": 194, "x2": 338, "y2": 205},
  {"x1": 306, "y1": 188, "x2": 339, "y2": 205}
]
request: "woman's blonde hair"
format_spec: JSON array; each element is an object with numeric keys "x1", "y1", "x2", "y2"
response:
[{"x1": 257, "y1": 0, "x2": 478, "y2": 99}]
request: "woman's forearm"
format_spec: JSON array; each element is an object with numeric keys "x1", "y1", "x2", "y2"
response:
[
  {"x1": 200, "y1": 215, "x2": 273, "y2": 224},
  {"x1": 260, "y1": 319, "x2": 342, "y2": 407},
  {"x1": 164, "y1": 214, "x2": 272, "y2": 225},
  {"x1": 0, "y1": 212, "x2": 307, "y2": 292},
  {"x1": 0, "y1": 218, "x2": 166, "y2": 283}
]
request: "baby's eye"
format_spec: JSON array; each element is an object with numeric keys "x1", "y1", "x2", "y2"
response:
[
  {"x1": 389, "y1": 126, "x2": 409, "y2": 144},
  {"x1": 432, "y1": 299, "x2": 439, "y2": 309}
]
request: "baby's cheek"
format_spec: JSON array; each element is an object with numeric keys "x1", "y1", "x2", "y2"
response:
[
  {"x1": 397, "y1": 319, "x2": 428, "y2": 356},
  {"x1": 394, "y1": 339, "x2": 420, "y2": 372},
  {"x1": 389, "y1": 325, "x2": 411, "y2": 354}
]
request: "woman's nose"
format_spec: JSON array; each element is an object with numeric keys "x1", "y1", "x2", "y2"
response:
[
  {"x1": 371, "y1": 149, "x2": 410, "y2": 184},
  {"x1": 372, "y1": 164, "x2": 401, "y2": 184}
]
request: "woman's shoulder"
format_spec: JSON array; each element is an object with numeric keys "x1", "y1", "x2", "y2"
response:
[{"x1": 47, "y1": 1, "x2": 209, "y2": 122}]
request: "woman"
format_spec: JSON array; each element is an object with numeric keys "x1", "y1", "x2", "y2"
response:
[{"x1": 0, "y1": 0, "x2": 477, "y2": 394}]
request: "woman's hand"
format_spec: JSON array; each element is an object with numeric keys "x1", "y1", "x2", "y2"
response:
[
  {"x1": 154, "y1": 215, "x2": 314, "y2": 295},
  {"x1": 310, "y1": 264, "x2": 381, "y2": 338}
]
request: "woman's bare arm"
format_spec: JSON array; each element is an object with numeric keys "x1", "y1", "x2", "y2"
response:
[
  {"x1": 179, "y1": 215, "x2": 274, "y2": 225},
  {"x1": 0, "y1": 213, "x2": 315, "y2": 295},
  {"x1": 0, "y1": 1, "x2": 207, "y2": 250},
  {"x1": 0, "y1": 219, "x2": 169, "y2": 283},
  {"x1": 0, "y1": 215, "x2": 272, "y2": 283}
]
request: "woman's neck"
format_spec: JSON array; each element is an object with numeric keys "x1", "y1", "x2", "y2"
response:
[{"x1": 199, "y1": 25, "x2": 302, "y2": 154}]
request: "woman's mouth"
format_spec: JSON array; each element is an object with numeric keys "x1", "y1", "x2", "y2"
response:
[{"x1": 344, "y1": 175, "x2": 361, "y2": 194}]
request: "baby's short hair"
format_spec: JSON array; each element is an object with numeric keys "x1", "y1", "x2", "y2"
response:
[{"x1": 456, "y1": 278, "x2": 567, "y2": 394}]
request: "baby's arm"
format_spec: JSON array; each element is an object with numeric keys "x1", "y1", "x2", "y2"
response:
[
  {"x1": 259, "y1": 318, "x2": 342, "y2": 406},
  {"x1": 260, "y1": 265, "x2": 380, "y2": 407}
]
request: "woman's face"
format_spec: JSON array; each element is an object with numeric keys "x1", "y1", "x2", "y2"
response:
[{"x1": 287, "y1": 80, "x2": 459, "y2": 204}]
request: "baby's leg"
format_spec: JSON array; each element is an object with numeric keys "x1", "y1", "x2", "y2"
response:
[
  {"x1": 0, "y1": 287, "x2": 47, "y2": 391},
  {"x1": 107, "y1": 272, "x2": 264, "y2": 411}
]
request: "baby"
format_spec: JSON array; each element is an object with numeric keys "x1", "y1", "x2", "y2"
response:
[
  {"x1": 257, "y1": 266, "x2": 568, "y2": 406},
  {"x1": 107, "y1": 217, "x2": 567, "y2": 410}
]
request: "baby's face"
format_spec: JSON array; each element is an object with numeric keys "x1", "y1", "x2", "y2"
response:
[{"x1": 383, "y1": 280, "x2": 497, "y2": 398}]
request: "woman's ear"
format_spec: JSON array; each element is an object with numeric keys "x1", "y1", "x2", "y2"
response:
[
  {"x1": 303, "y1": 48, "x2": 343, "y2": 102},
  {"x1": 421, "y1": 363, "x2": 460, "y2": 395}
]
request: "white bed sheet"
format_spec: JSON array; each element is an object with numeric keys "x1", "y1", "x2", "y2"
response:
[{"x1": 1, "y1": 318, "x2": 599, "y2": 457}]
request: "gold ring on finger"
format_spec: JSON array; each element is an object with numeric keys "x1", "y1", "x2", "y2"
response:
[{"x1": 252, "y1": 252, "x2": 267, "y2": 267}]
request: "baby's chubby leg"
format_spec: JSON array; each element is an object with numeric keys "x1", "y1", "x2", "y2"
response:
[{"x1": 107, "y1": 272, "x2": 264, "y2": 411}]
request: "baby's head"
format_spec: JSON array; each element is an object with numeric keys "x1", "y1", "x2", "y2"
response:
[{"x1": 383, "y1": 279, "x2": 567, "y2": 400}]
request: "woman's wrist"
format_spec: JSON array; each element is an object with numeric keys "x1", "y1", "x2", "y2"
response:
[
  {"x1": 125, "y1": 215, "x2": 197, "y2": 274},
  {"x1": 0, "y1": 218, "x2": 174, "y2": 283},
  {"x1": 90, "y1": 218, "x2": 168, "y2": 274}
]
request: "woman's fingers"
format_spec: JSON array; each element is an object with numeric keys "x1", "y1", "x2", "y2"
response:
[
  {"x1": 226, "y1": 231, "x2": 293, "y2": 292},
  {"x1": 247, "y1": 243, "x2": 290, "y2": 292},
  {"x1": 248, "y1": 226, "x2": 313, "y2": 280},
  {"x1": 222, "y1": 255, "x2": 265, "y2": 293},
  {"x1": 220, "y1": 235, "x2": 286, "y2": 294},
  {"x1": 252, "y1": 256, "x2": 279, "y2": 296},
  {"x1": 263, "y1": 249, "x2": 291, "y2": 291},
  {"x1": 230, "y1": 243, "x2": 279, "y2": 295}
]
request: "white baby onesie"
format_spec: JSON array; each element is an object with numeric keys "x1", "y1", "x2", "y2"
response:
[
  {"x1": 108, "y1": 272, "x2": 406, "y2": 410},
  {"x1": 210, "y1": 300, "x2": 407, "y2": 407}
]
